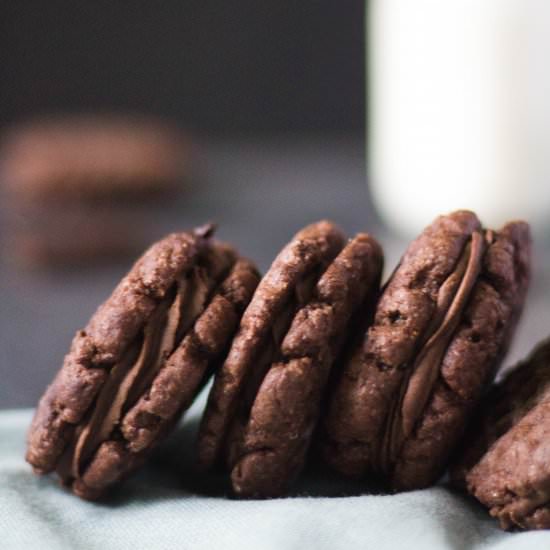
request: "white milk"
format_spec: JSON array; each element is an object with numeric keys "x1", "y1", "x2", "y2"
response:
[{"x1": 369, "y1": 0, "x2": 550, "y2": 236}]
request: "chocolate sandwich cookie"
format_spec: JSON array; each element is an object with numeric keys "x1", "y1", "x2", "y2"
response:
[
  {"x1": 452, "y1": 338, "x2": 550, "y2": 530},
  {"x1": 198, "y1": 221, "x2": 383, "y2": 497},
  {"x1": 322, "y1": 210, "x2": 531, "y2": 491},
  {"x1": 26, "y1": 226, "x2": 260, "y2": 499},
  {"x1": 0, "y1": 115, "x2": 190, "y2": 266}
]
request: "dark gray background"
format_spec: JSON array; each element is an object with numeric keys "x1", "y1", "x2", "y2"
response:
[{"x1": 1, "y1": 2, "x2": 364, "y2": 134}]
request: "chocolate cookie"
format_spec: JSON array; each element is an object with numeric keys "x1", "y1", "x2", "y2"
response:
[
  {"x1": 322, "y1": 210, "x2": 531, "y2": 491},
  {"x1": 198, "y1": 221, "x2": 383, "y2": 497},
  {"x1": 451, "y1": 338, "x2": 550, "y2": 530},
  {"x1": 26, "y1": 226, "x2": 260, "y2": 499}
]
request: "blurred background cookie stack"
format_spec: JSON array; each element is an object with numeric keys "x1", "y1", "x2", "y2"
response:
[{"x1": 0, "y1": 115, "x2": 191, "y2": 268}]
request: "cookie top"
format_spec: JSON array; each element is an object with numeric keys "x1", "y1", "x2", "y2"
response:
[
  {"x1": 26, "y1": 226, "x2": 259, "y2": 498},
  {"x1": 197, "y1": 221, "x2": 346, "y2": 472},
  {"x1": 228, "y1": 233, "x2": 383, "y2": 497},
  {"x1": 322, "y1": 211, "x2": 531, "y2": 490},
  {"x1": 452, "y1": 338, "x2": 550, "y2": 530},
  {"x1": 1, "y1": 115, "x2": 189, "y2": 202}
]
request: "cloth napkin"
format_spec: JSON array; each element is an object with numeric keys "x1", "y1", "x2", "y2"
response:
[{"x1": 1, "y1": 407, "x2": 549, "y2": 550}]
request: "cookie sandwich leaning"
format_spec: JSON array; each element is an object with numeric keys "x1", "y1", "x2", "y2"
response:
[
  {"x1": 198, "y1": 220, "x2": 383, "y2": 498},
  {"x1": 322, "y1": 210, "x2": 531, "y2": 491},
  {"x1": 26, "y1": 225, "x2": 260, "y2": 499}
]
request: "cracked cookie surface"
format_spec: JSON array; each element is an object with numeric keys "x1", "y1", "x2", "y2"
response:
[
  {"x1": 198, "y1": 221, "x2": 383, "y2": 498},
  {"x1": 26, "y1": 227, "x2": 259, "y2": 499},
  {"x1": 452, "y1": 338, "x2": 550, "y2": 530},
  {"x1": 322, "y1": 211, "x2": 531, "y2": 491}
]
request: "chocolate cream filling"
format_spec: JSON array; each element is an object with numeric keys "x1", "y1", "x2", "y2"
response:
[
  {"x1": 379, "y1": 230, "x2": 488, "y2": 474},
  {"x1": 57, "y1": 266, "x2": 212, "y2": 482}
]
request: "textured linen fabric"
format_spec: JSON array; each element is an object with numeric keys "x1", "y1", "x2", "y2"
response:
[{"x1": 1, "y1": 407, "x2": 549, "y2": 550}]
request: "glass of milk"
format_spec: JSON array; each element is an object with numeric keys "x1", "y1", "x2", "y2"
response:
[{"x1": 369, "y1": 0, "x2": 550, "y2": 237}]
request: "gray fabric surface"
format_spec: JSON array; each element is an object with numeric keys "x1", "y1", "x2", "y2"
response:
[{"x1": 2, "y1": 407, "x2": 550, "y2": 549}]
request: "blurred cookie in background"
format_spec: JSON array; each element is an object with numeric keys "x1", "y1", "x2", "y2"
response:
[
  {"x1": 1, "y1": 115, "x2": 190, "y2": 201},
  {"x1": 0, "y1": 114, "x2": 192, "y2": 267}
]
